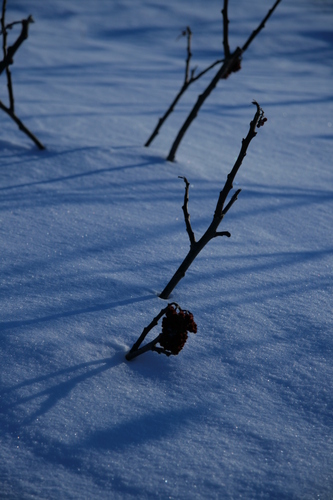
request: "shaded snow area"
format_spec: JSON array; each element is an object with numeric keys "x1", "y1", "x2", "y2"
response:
[{"x1": 1, "y1": 0, "x2": 333, "y2": 498}]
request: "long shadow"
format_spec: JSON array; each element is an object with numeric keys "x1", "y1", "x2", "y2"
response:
[
  {"x1": 0, "y1": 352, "x2": 125, "y2": 427},
  {"x1": 0, "y1": 293, "x2": 155, "y2": 332},
  {"x1": 3, "y1": 404, "x2": 204, "y2": 498},
  {"x1": 0, "y1": 155, "x2": 165, "y2": 190}
]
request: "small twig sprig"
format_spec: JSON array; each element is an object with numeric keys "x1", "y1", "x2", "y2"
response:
[{"x1": 125, "y1": 303, "x2": 197, "y2": 361}]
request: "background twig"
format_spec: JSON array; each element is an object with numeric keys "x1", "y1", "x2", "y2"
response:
[
  {"x1": 166, "y1": 0, "x2": 281, "y2": 162},
  {"x1": 144, "y1": 27, "x2": 223, "y2": 148},
  {"x1": 0, "y1": 1, "x2": 45, "y2": 149}
]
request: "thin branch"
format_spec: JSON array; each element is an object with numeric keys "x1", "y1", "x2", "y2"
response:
[
  {"x1": 222, "y1": 0, "x2": 230, "y2": 58},
  {"x1": 191, "y1": 57, "x2": 224, "y2": 82},
  {"x1": 166, "y1": 0, "x2": 280, "y2": 162},
  {"x1": 2, "y1": 19, "x2": 24, "y2": 32},
  {"x1": 242, "y1": 0, "x2": 282, "y2": 53},
  {"x1": 144, "y1": 27, "x2": 224, "y2": 148},
  {"x1": 1, "y1": 0, "x2": 7, "y2": 62},
  {"x1": 184, "y1": 26, "x2": 192, "y2": 84},
  {"x1": 166, "y1": 46, "x2": 242, "y2": 162},
  {"x1": 214, "y1": 101, "x2": 262, "y2": 218},
  {"x1": 126, "y1": 303, "x2": 178, "y2": 355},
  {"x1": 0, "y1": 99, "x2": 45, "y2": 149},
  {"x1": 1, "y1": 0, "x2": 13, "y2": 111},
  {"x1": 178, "y1": 176, "x2": 196, "y2": 247},
  {"x1": 0, "y1": 2, "x2": 44, "y2": 149},
  {"x1": 0, "y1": 14, "x2": 34, "y2": 75},
  {"x1": 159, "y1": 102, "x2": 265, "y2": 299},
  {"x1": 222, "y1": 188, "x2": 241, "y2": 216},
  {"x1": 125, "y1": 334, "x2": 165, "y2": 361}
]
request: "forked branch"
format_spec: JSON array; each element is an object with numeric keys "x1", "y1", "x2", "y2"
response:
[
  {"x1": 159, "y1": 102, "x2": 266, "y2": 299},
  {"x1": 166, "y1": 0, "x2": 281, "y2": 161},
  {"x1": 0, "y1": 0, "x2": 45, "y2": 149},
  {"x1": 144, "y1": 27, "x2": 223, "y2": 148}
]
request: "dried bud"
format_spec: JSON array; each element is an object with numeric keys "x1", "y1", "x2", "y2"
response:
[
  {"x1": 159, "y1": 305, "x2": 197, "y2": 355},
  {"x1": 257, "y1": 117, "x2": 267, "y2": 128}
]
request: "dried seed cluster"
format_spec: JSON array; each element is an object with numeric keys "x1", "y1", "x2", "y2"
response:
[{"x1": 159, "y1": 305, "x2": 197, "y2": 355}]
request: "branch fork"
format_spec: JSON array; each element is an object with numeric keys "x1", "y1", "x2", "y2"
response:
[
  {"x1": 144, "y1": 25, "x2": 223, "y2": 148},
  {"x1": 0, "y1": 1, "x2": 44, "y2": 149},
  {"x1": 145, "y1": 0, "x2": 280, "y2": 157},
  {"x1": 159, "y1": 101, "x2": 266, "y2": 299}
]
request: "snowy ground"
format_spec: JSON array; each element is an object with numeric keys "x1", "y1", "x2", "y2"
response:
[{"x1": 1, "y1": 0, "x2": 333, "y2": 498}]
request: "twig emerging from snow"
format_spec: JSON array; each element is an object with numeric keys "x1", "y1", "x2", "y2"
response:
[
  {"x1": 166, "y1": 0, "x2": 281, "y2": 162},
  {"x1": 0, "y1": 0, "x2": 45, "y2": 149},
  {"x1": 126, "y1": 303, "x2": 197, "y2": 361},
  {"x1": 144, "y1": 26, "x2": 223, "y2": 148},
  {"x1": 159, "y1": 101, "x2": 266, "y2": 299}
]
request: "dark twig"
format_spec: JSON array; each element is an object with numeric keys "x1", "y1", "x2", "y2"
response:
[
  {"x1": 222, "y1": 0, "x2": 230, "y2": 58},
  {"x1": 126, "y1": 303, "x2": 197, "y2": 361},
  {"x1": 0, "y1": 101, "x2": 45, "y2": 149},
  {"x1": 178, "y1": 176, "x2": 196, "y2": 248},
  {"x1": 0, "y1": 9, "x2": 34, "y2": 75},
  {"x1": 144, "y1": 27, "x2": 223, "y2": 148},
  {"x1": 126, "y1": 303, "x2": 176, "y2": 355},
  {"x1": 242, "y1": 0, "x2": 282, "y2": 53},
  {"x1": 0, "y1": 1, "x2": 45, "y2": 149},
  {"x1": 184, "y1": 26, "x2": 192, "y2": 84},
  {"x1": 166, "y1": 0, "x2": 281, "y2": 162},
  {"x1": 160, "y1": 102, "x2": 265, "y2": 299}
]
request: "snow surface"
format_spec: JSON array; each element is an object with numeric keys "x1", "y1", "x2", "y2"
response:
[{"x1": 1, "y1": 0, "x2": 333, "y2": 498}]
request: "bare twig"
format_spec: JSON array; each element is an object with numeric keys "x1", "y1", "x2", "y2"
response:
[
  {"x1": 184, "y1": 26, "x2": 192, "y2": 84},
  {"x1": 126, "y1": 303, "x2": 175, "y2": 355},
  {"x1": 144, "y1": 27, "x2": 223, "y2": 148},
  {"x1": 0, "y1": 10, "x2": 34, "y2": 75},
  {"x1": 178, "y1": 176, "x2": 195, "y2": 248},
  {"x1": 166, "y1": 0, "x2": 281, "y2": 162},
  {"x1": 0, "y1": 100, "x2": 45, "y2": 149},
  {"x1": 0, "y1": 1, "x2": 45, "y2": 149},
  {"x1": 159, "y1": 102, "x2": 265, "y2": 299},
  {"x1": 222, "y1": 0, "x2": 230, "y2": 58},
  {"x1": 242, "y1": 0, "x2": 282, "y2": 53}
]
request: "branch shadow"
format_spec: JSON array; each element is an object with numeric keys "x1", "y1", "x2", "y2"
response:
[
  {"x1": 0, "y1": 293, "x2": 155, "y2": 332},
  {"x1": 0, "y1": 352, "x2": 125, "y2": 428}
]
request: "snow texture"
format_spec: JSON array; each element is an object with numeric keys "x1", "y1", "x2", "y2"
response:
[{"x1": 1, "y1": 0, "x2": 332, "y2": 498}]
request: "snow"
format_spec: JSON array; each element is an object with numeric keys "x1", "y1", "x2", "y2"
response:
[{"x1": 1, "y1": 0, "x2": 332, "y2": 498}]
